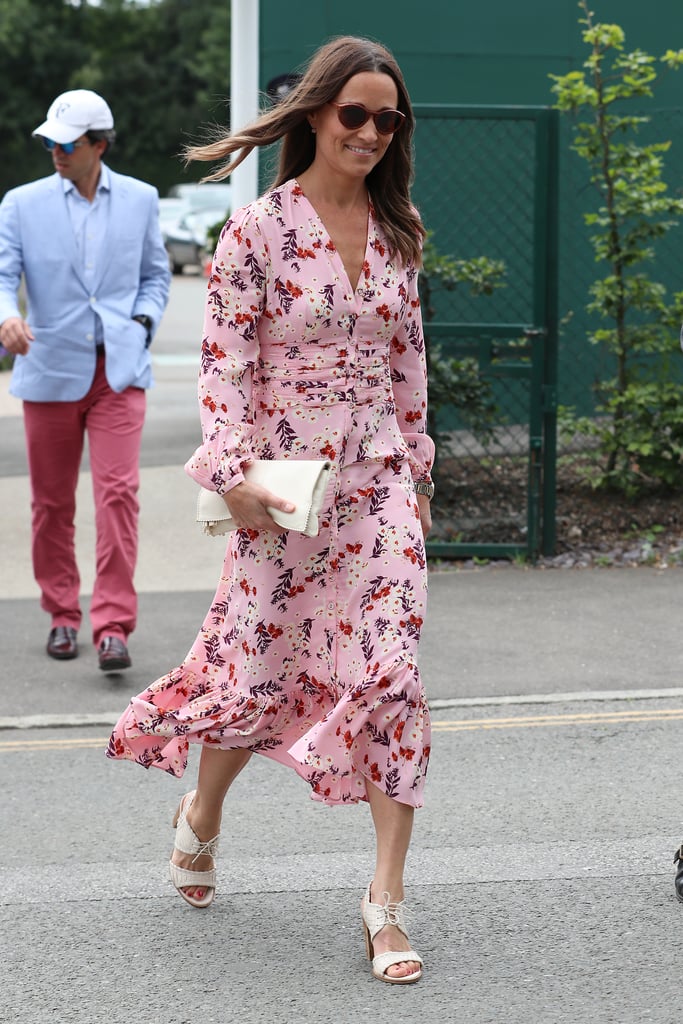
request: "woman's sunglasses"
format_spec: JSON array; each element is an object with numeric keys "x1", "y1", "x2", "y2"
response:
[
  {"x1": 329, "y1": 102, "x2": 406, "y2": 136},
  {"x1": 40, "y1": 137, "x2": 89, "y2": 155}
]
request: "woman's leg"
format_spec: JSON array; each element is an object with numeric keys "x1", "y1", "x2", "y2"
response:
[
  {"x1": 172, "y1": 746, "x2": 253, "y2": 899},
  {"x1": 365, "y1": 780, "x2": 422, "y2": 980}
]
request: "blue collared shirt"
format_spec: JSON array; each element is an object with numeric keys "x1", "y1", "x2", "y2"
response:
[{"x1": 62, "y1": 164, "x2": 111, "y2": 344}]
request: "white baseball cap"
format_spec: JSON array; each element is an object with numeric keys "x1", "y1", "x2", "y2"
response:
[{"x1": 32, "y1": 89, "x2": 114, "y2": 144}]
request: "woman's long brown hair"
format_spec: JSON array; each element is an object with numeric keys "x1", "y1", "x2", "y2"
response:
[{"x1": 184, "y1": 36, "x2": 425, "y2": 267}]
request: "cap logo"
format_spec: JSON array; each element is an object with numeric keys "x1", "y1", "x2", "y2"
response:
[{"x1": 55, "y1": 102, "x2": 71, "y2": 119}]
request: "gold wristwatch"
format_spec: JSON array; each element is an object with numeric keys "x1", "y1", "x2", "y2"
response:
[{"x1": 414, "y1": 481, "x2": 435, "y2": 499}]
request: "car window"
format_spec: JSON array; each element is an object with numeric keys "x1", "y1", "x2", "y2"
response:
[{"x1": 167, "y1": 183, "x2": 232, "y2": 211}]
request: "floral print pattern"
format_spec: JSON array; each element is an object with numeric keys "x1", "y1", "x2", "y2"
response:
[{"x1": 107, "y1": 179, "x2": 435, "y2": 807}]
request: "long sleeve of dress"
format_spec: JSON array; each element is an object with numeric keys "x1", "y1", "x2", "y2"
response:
[
  {"x1": 184, "y1": 208, "x2": 268, "y2": 494},
  {"x1": 389, "y1": 260, "x2": 435, "y2": 483}
]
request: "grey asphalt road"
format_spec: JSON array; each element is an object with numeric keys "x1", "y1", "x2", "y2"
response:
[{"x1": 2, "y1": 275, "x2": 683, "y2": 1023}]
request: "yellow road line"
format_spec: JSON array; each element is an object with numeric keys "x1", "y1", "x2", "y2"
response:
[
  {"x1": 1, "y1": 706, "x2": 682, "y2": 752},
  {"x1": 0, "y1": 737, "x2": 108, "y2": 751},
  {"x1": 431, "y1": 707, "x2": 683, "y2": 731}
]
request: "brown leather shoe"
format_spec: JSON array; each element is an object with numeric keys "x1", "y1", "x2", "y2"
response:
[
  {"x1": 98, "y1": 636, "x2": 132, "y2": 672},
  {"x1": 47, "y1": 626, "x2": 78, "y2": 660}
]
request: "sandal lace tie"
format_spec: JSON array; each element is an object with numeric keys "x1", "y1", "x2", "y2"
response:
[
  {"x1": 378, "y1": 892, "x2": 405, "y2": 928},
  {"x1": 190, "y1": 837, "x2": 219, "y2": 864}
]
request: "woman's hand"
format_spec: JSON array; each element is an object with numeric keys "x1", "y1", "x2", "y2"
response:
[
  {"x1": 416, "y1": 493, "x2": 432, "y2": 538},
  {"x1": 223, "y1": 480, "x2": 296, "y2": 532}
]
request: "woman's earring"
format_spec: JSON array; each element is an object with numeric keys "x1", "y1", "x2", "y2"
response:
[{"x1": 310, "y1": 126, "x2": 316, "y2": 134}]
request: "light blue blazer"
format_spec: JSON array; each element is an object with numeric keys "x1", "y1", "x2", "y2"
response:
[{"x1": 0, "y1": 166, "x2": 171, "y2": 400}]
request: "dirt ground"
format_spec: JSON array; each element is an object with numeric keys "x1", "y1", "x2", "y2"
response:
[{"x1": 430, "y1": 453, "x2": 683, "y2": 568}]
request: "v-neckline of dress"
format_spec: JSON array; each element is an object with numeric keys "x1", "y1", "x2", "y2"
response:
[{"x1": 292, "y1": 179, "x2": 372, "y2": 298}]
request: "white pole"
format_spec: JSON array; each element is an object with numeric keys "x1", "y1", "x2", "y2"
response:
[{"x1": 230, "y1": 0, "x2": 260, "y2": 210}]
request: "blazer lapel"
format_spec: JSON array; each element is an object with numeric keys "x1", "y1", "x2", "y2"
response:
[
  {"x1": 47, "y1": 176, "x2": 87, "y2": 290},
  {"x1": 92, "y1": 168, "x2": 126, "y2": 294}
]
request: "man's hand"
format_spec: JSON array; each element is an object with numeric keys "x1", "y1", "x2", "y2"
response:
[
  {"x1": 223, "y1": 480, "x2": 296, "y2": 532},
  {"x1": 0, "y1": 317, "x2": 33, "y2": 356}
]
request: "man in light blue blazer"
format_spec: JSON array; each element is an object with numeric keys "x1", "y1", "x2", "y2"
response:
[{"x1": 0, "y1": 89, "x2": 171, "y2": 670}]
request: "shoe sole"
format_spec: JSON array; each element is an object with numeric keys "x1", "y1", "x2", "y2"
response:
[
  {"x1": 99, "y1": 658, "x2": 132, "y2": 672},
  {"x1": 47, "y1": 649, "x2": 79, "y2": 660}
]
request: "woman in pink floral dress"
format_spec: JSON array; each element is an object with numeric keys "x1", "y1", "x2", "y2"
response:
[{"x1": 108, "y1": 36, "x2": 434, "y2": 984}]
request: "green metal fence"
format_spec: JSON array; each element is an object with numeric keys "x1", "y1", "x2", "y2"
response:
[{"x1": 413, "y1": 105, "x2": 560, "y2": 560}]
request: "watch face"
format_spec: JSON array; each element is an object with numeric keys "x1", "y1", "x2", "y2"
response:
[{"x1": 415, "y1": 482, "x2": 434, "y2": 498}]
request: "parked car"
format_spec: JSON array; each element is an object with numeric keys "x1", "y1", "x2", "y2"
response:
[
  {"x1": 159, "y1": 191, "x2": 230, "y2": 273},
  {"x1": 163, "y1": 206, "x2": 228, "y2": 274},
  {"x1": 158, "y1": 196, "x2": 186, "y2": 228}
]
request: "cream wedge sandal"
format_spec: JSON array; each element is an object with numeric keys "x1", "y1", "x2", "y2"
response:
[
  {"x1": 168, "y1": 790, "x2": 220, "y2": 909},
  {"x1": 361, "y1": 884, "x2": 423, "y2": 984}
]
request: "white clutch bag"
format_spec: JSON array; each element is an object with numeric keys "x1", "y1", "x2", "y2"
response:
[{"x1": 197, "y1": 459, "x2": 332, "y2": 538}]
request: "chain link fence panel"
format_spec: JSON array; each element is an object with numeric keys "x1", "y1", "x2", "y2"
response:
[{"x1": 413, "y1": 106, "x2": 556, "y2": 555}]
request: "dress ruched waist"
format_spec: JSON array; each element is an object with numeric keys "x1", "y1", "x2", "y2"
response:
[{"x1": 253, "y1": 345, "x2": 392, "y2": 408}]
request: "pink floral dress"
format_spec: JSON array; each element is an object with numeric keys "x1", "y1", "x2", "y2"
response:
[{"x1": 107, "y1": 179, "x2": 435, "y2": 807}]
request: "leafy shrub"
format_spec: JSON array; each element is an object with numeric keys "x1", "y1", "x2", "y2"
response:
[{"x1": 550, "y1": 2, "x2": 683, "y2": 494}]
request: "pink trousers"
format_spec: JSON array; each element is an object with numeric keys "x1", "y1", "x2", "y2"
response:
[{"x1": 23, "y1": 354, "x2": 146, "y2": 645}]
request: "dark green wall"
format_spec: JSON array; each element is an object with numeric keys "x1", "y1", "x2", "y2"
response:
[
  {"x1": 260, "y1": 1, "x2": 683, "y2": 417},
  {"x1": 260, "y1": 0, "x2": 683, "y2": 108}
]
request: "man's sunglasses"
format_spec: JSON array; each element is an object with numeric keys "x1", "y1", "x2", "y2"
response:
[
  {"x1": 41, "y1": 137, "x2": 89, "y2": 155},
  {"x1": 329, "y1": 102, "x2": 406, "y2": 136}
]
